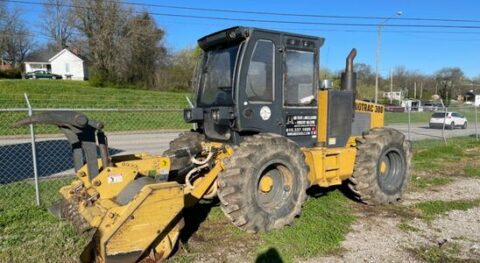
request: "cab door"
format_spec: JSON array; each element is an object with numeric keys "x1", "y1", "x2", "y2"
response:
[
  {"x1": 236, "y1": 32, "x2": 284, "y2": 135},
  {"x1": 282, "y1": 47, "x2": 319, "y2": 148}
]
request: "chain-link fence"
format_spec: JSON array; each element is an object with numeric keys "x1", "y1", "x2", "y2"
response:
[
  {"x1": 1, "y1": 94, "x2": 479, "y2": 209},
  {"x1": 384, "y1": 104, "x2": 479, "y2": 142},
  {"x1": 0, "y1": 94, "x2": 188, "y2": 209}
]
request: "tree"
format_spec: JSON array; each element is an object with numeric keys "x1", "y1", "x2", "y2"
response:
[
  {"x1": 435, "y1": 67, "x2": 465, "y2": 105},
  {"x1": 72, "y1": 0, "x2": 130, "y2": 84},
  {"x1": 0, "y1": 7, "x2": 33, "y2": 66},
  {"x1": 354, "y1": 63, "x2": 376, "y2": 99},
  {"x1": 72, "y1": 0, "x2": 167, "y2": 86},
  {"x1": 117, "y1": 12, "x2": 165, "y2": 86},
  {"x1": 156, "y1": 46, "x2": 202, "y2": 91},
  {"x1": 355, "y1": 63, "x2": 375, "y2": 86},
  {"x1": 42, "y1": 0, "x2": 75, "y2": 50}
]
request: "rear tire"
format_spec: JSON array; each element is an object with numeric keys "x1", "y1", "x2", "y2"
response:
[
  {"x1": 449, "y1": 122, "x2": 455, "y2": 130},
  {"x1": 217, "y1": 133, "x2": 309, "y2": 233},
  {"x1": 348, "y1": 128, "x2": 412, "y2": 205}
]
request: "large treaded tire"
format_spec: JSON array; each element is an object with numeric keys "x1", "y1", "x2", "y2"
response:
[
  {"x1": 348, "y1": 127, "x2": 412, "y2": 205},
  {"x1": 217, "y1": 133, "x2": 309, "y2": 233},
  {"x1": 162, "y1": 131, "x2": 205, "y2": 182}
]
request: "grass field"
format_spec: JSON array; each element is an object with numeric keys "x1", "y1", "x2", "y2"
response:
[
  {"x1": 385, "y1": 108, "x2": 478, "y2": 124},
  {"x1": 1, "y1": 136, "x2": 478, "y2": 262},
  {"x1": 0, "y1": 79, "x2": 189, "y2": 108},
  {"x1": 0, "y1": 80, "x2": 190, "y2": 135},
  {"x1": 1, "y1": 80, "x2": 479, "y2": 136}
]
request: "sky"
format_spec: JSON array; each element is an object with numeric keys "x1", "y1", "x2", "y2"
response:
[{"x1": 12, "y1": 0, "x2": 480, "y2": 78}]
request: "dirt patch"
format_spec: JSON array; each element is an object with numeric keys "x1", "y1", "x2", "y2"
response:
[
  {"x1": 172, "y1": 206, "x2": 259, "y2": 263},
  {"x1": 308, "y1": 178, "x2": 480, "y2": 263}
]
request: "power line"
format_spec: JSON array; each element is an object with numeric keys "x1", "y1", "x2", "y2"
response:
[
  {"x1": 156, "y1": 18, "x2": 480, "y2": 35},
  {"x1": 111, "y1": 0, "x2": 480, "y2": 24},
  {"x1": 4, "y1": 0, "x2": 480, "y2": 30}
]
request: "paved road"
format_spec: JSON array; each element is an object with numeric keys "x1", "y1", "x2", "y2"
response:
[
  {"x1": 0, "y1": 124, "x2": 477, "y2": 180},
  {"x1": 1, "y1": 124, "x2": 478, "y2": 155},
  {"x1": 388, "y1": 123, "x2": 478, "y2": 141}
]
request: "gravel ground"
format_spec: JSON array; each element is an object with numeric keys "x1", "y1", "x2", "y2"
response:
[
  {"x1": 308, "y1": 177, "x2": 480, "y2": 263},
  {"x1": 403, "y1": 178, "x2": 480, "y2": 204}
]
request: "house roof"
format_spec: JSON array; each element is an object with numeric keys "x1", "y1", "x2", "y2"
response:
[
  {"x1": 49, "y1": 49, "x2": 84, "y2": 62},
  {"x1": 24, "y1": 48, "x2": 84, "y2": 63},
  {"x1": 24, "y1": 50, "x2": 59, "y2": 63},
  {"x1": 465, "y1": 91, "x2": 480, "y2": 96}
]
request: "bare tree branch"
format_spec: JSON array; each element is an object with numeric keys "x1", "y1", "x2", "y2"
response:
[{"x1": 42, "y1": 0, "x2": 75, "y2": 50}]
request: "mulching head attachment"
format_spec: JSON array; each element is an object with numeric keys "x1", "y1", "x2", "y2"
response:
[{"x1": 13, "y1": 111, "x2": 111, "y2": 181}]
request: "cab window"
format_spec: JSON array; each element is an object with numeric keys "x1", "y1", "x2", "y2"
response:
[
  {"x1": 284, "y1": 50, "x2": 315, "y2": 106},
  {"x1": 245, "y1": 40, "x2": 275, "y2": 102}
]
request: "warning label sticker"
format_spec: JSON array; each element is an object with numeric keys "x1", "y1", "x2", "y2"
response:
[
  {"x1": 107, "y1": 174, "x2": 123, "y2": 184},
  {"x1": 286, "y1": 115, "x2": 317, "y2": 137}
]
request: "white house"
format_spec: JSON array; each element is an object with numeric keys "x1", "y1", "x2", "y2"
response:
[
  {"x1": 401, "y1": 99, "x2": 423, "y2": 112},
  {"x1": 24, "y1": 49, "x2": 88, "y2": 80},
  {"x1": 383, "y1": 91, "x2": 404, "y2": 102},
  {"x1": 464, "y1": 90, "x2": 480, "y2": 107}
]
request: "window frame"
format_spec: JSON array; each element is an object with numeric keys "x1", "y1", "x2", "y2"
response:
[
  {"x1": 245, "y1": 39, "x2": 276, "y2": 104},
  {"x1": 283, "y1": 49, "x2": 318, "y2": 108}
]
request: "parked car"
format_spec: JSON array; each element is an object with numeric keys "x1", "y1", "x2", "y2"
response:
[
  {"x1": 423, "y1": 102, "x2": 444, "y2": 112},
  {"x1": 429, "y1": 112, "x2": 467, "y2": 129},
  {"x1": 24, "y1": 70, "x2": 62, "y2": 79},
  {"x1": 384, "y1": 104, "x2": 405, "y2": 112}
]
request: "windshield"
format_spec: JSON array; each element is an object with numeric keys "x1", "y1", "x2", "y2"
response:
[
  {"x1": 198, "y1": 45, "x2": 240, "y2": 106},
  {"x1": 432, "y1": 112, "x2": 446, "y2": 118}
]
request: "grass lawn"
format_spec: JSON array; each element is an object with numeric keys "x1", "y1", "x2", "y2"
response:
[
  {"x1": 385, "y1": 108, "x2": 478, "y2": 124},
  {"x1": 413, "y1": 199, "x2": 480, "y2": 220},
  {"x1": 0, "y1": 136, "x2": 478, "y2": 262},
  {"x1": 0, "y1": 178, "x2": 89, "y2": 263},
  {"x1": 0, "y1": 79, "x2": 189, "y2": 108},
  {"x1": 0, "y1": 80, "x2": 191, "y2": 135},
  {"x1": 2, "y1": 80, "x2": 478, "y2": 136},
  {"x1": 407, "y1": 136, "x2": 480, "y2": 196}
]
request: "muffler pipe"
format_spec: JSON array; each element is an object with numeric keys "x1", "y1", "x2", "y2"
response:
[
  {"x1": 341, "y1": 48, "x2": 357, "y2": 117},
  {"x1": 341, "y1": 48, "x2": 357, "y2": 93}
]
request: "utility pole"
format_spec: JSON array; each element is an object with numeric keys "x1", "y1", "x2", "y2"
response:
[
  {"x1": 414, "y1": 82, "x2": 417, "y2": 99},
  {"x1": 420, "y1": 82, "x2": 423, "y2": 99},
  {"x1": 375, "y1": 26, "x2": 382, "y2": 104},
  {"x1": 375, "y1": 11, "x2": 403, "y2": 104},
  {"x1": 390, "y1": 69, "x2": 393, "y2": 104}
]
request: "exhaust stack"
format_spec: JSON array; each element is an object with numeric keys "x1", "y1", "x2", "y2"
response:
[{"x1": 341, "y1": 48, "x2": 357, "y2": 95}]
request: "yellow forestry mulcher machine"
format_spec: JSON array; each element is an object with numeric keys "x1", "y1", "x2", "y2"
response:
[{"x1": 14, "y1": 27, "x2": 411, "y2": 262}]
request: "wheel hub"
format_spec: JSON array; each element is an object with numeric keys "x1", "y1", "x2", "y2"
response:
[
  {"x1": 379, "y1": 160, "x2": 388, "y2": 175},
  {"x1": 259, "y1": 175, "x2": 274, "y2": 193}
]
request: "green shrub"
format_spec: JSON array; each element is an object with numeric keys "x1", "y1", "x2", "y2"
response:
[{"x1": 0, "y1": 68, "x2": 22, "y2": 79}]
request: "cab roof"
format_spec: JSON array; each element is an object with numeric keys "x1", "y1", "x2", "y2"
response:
[{"x1": 198, "y1": 26, "x2": 325, "y2": 51}]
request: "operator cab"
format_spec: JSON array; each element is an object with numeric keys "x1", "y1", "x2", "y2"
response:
[{"x1": 184, "y1": 27, "x2": 335, "y2": 147}]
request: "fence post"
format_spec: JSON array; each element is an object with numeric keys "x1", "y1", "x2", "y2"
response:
[
  {"x1": 442, "y1": 106, "x2": 447, "y2": 145},
  {"x1": 407, "y1": 106, "x2": 411, "y2": 141},
  {"x1": 475, "y1": 105, "x2": 478, "y2": 141},
  {"x1": 24, "y1": 93, "x2": 40, "y2": 206}
]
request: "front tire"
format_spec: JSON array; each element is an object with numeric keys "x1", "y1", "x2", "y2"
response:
[
  {"x1": 463, "y1": 122, "x2": 468, "y2": 129},
  {"x1": 348, "y1": 128, "x2": 412, "y2": 205},
  {"x1": 217, "y1": 134, "x2": 309, "y2": 233}
]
